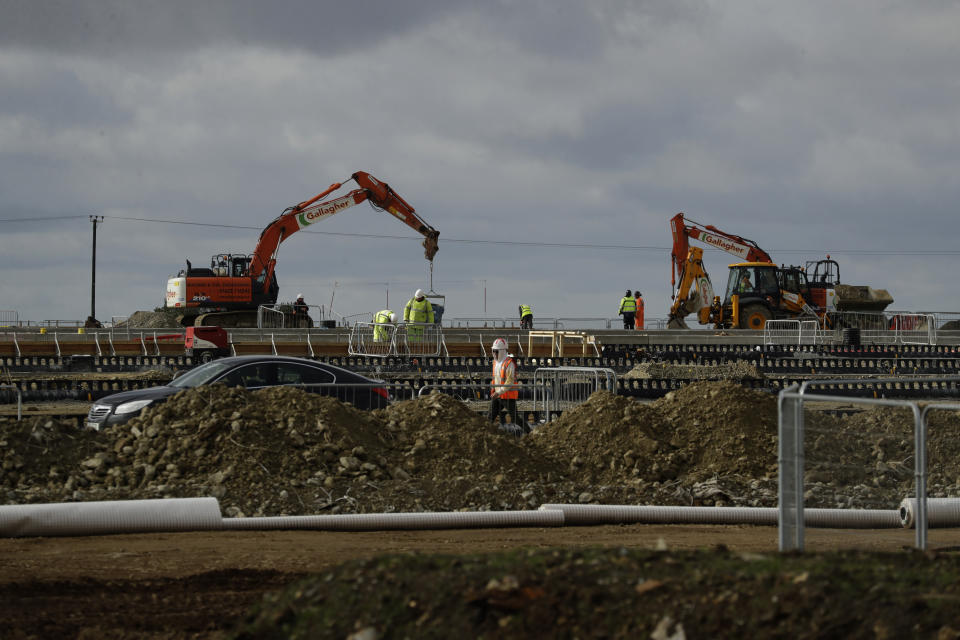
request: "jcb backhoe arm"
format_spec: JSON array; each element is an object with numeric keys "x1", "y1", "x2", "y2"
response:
[{"x1": 667, "y1": 247, "x2": 719, "y2": 329}]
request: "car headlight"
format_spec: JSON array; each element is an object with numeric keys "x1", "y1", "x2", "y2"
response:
[{"x1": 114, "y1": 399, "x2": 155, "y2": 415}]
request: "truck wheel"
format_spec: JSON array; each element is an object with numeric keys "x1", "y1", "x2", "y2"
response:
[
  {"x1": 200, "y1": 351, "x2": 214, "y2": 364},
  {"x1": 739, "y1": 304, "x2": 772, "y2": 330}
]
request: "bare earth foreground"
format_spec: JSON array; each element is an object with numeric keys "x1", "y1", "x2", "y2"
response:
[
  {"x1": 5, "y1": 526, "x2": 960, "y2": 639},
  {"x1": 6, "y1": 380, "x2": 960, "y2": 637}
]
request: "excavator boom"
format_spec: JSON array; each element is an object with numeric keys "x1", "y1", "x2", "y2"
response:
[
  {"x1": 166, "y1": 171, "x2": 438, "y2": 326},
  {"x1": 671, "y1": 212, "x2": 772, "y2": 286},
  {"x1": 247, "y1": 172, "x2": 439, "y2": 295}
]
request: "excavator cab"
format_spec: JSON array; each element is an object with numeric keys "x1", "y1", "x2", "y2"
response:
[{"x1": 721, "y1": 263, "x2": 815, "y2": 329}]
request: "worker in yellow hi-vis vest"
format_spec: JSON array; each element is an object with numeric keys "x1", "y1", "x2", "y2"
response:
[
  {"x1": 404, "y1": 289, "x2": 434, "y2": 341},
  {"x1": 618, "y1": 289, "x2": 636, "y2": 330},
  {"x1": 373, "y1": 310, "x2": 396, "y2": 342}
]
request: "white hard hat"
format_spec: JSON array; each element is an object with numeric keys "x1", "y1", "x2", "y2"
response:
[
  {"x1": 492, "y1": 338, "x2": 508, "y2": 351},
  {"x1": 415, "y1": 289, "x2": 425, "y2": 298},
  {"x1": 389, "y1": 312, "x2": 397, "y2": 323},
  {"x1": 297, "y1": 293, "x2": 303, "y2": 299}
]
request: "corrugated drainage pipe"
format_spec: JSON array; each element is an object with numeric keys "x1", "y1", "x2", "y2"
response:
[
  {"x1": 539, "y1": 504, "x2": 903, "y2": 529},
  {"x1": 0, "y1": 498, "x2": 223, "y2": 538},
  {"x1": 899, "y1": 498, "x2": 960, "y2": 528},
  {"x1": 220, "y1": 509, "x2": 566, "y2": 531}
]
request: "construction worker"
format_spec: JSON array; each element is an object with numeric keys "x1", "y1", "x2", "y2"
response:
[
  {"x1": 738, "y1": 274, "x2": 753, "y2": 294},
  {"x1": 373, "y1": 309, "x2": 396, "y2": 343},
  {"x1": 489, "y1": 337, "x2": 520, "y2": 432},
  {"x1": 292, "y1": 293, "x2": 311, "y2": 328},
  {"x1": 404, "y1": 289, "x2": 434, "y2": 341},
  {"x1": 618, "y1": 289, "x2": 636, "y2": 330},
  {"x1": 519, "y1": 304, "x2": 533, "y2": 330},
  {"x1": 634, "y1": 291, "x2": 645, "y2": 330}
]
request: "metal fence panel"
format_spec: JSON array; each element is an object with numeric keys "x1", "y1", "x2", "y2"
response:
[
  {"x1": 777, "y1": 379, "x2": 942, "y2": 552},
  {"x1": 348, "y1": 322, "x2": 396, "y2": 357},
  {"x1": 258, "y1": 305, "x2": 286, "y2": 329},
  {"x1": 398, "y1": 323, "x2": 443, "y2": 357},
  {"x1": 764, "y1": 320, "x2": 802, "y2": 346},
  {"x1": 799, "y1": 320, "x2": 821, "y2": 345},
  {"x1": 0, "y1": 310, "x2": 19, "y2": 326},
  {"x1": 893, "y1": 313, "x2": 936, "y2": 345},
  {"x1": 532, "y1": 367, "x2": 617, "y2": 420}
]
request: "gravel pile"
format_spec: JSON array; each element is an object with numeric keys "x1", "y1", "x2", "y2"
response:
[
  {"x1": 115, "y1": 310, "x2": 179, "y2": 328},
  {"x1": 622, "y1": 361, "x2": 765, "y2": 380},
  {"x1": 3, "y1": 380, "x2": 960, "y2": 515}
]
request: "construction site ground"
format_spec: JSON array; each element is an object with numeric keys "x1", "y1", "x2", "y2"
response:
[
  {"x1": 4, "y1": 525, "x2": 959, "y2": 639},
  {"x1": 6, "y1": 373, "x2": 960, "y2": 637}
]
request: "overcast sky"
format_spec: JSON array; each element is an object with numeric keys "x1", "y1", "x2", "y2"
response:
[{"x1": 2, "y1": 0, "x2": 958, "y2": 328}]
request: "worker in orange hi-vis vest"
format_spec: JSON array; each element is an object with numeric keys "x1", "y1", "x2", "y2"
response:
[
  {"x1": 634, "y1": 291, "x2": 645, "y2": 330},
  {"x1": 488, "y1": 337, "x2": 521, "y2": 432}
]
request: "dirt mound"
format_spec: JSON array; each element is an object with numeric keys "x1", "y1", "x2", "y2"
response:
[
  {"x1": 528, "y1": 382, "x2": 778, "y2": 487},
  {"x1": 4, "y1": 380, "x2": 960, "y2": 514},
  {"x1": 117, "y1": 310, "x2": 179, "y2": 328}
]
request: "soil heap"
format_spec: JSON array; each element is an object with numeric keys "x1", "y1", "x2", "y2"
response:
[{"x1": 3, "y1": 380, "x2": 960, "y2": 515}]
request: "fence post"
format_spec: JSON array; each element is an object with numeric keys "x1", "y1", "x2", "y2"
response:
[{"x1": 778, "y1": 385, "x2": 804, "y2": 552}]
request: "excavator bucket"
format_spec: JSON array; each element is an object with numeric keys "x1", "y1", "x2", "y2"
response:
[
  {"x1": 422, "y1": 231, "x2": 439, "y2": 262},
  {"x1": 667, "y1": 316, "x2": 690, "y2": 330}
]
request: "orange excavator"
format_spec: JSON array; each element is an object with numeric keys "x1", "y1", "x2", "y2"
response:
[{"x1": 165, "y1": 171, "x2": 439, "y2": 327}]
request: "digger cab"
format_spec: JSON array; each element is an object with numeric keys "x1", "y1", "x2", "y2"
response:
[
  {"x1": 721, "y1": 262, "x2": 812, "y2": 329},
  {"x1": 723, "y1": 263, "x2": 780, "y2": 303}
]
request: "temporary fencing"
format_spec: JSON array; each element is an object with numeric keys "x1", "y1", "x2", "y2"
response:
[
  {"x1": 257, "y1": 303, "x2": 326, "y2": 329},
  {"x1": 763, "y1": 319, "x2": 821, "y2": 346},
  {"x1": 778, "y1": 379, "x2": 960, "y2": 552},
  {"x1": 532, "y1": 367, "x2": 618, "y2": 420},
  {"x1": 349, "y1": 322, "x2": 445, "y2": 357},
  {"x1": 415, "y1": 367, "x2": 615, "y2": 422},
  {"x1": 348, "y1": 322, "x2": 397, "y2": 357},
  {"x1": 822, "y1": 312, "x2": 938, "y2": 346}
]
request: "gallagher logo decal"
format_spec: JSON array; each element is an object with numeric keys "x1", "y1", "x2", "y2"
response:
[{"x1": 297, "y1": 195, "x2": 354, "y2": 228}]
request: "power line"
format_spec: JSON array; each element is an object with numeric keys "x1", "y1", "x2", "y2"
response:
[
  {"x1": 4, "y1": 212, "x2": 960, "y2": 256},
  {"x1": 0, "y1": 215, "x2": 89, "y2": 222}
]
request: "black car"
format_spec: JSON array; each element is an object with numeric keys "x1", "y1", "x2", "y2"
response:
[{"x1": 85, "y1": 355, "x2": 391, "y2": 430}]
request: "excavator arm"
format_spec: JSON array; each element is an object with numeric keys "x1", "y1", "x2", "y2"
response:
[
  {"x1": 670, "y1": 212, "x2": 772, "y2": 288},
  {"x1": 667, "y1": 247, "x2": 718, "y2": 329},
  {"x1": 248, "y1": 171, "x2": 439, "y2": 294}
]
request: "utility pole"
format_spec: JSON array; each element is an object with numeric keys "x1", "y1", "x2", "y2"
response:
[{"x1": 90, "y1": 215, "x2": 103, "y2": 321}]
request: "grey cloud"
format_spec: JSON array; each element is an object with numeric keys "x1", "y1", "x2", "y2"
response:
[
  {"x1": 0, "y1": 0, "x2": 461, "y2": 57},
  {"x1": 0, "y1": 64, "x2": 128, "y2": 127}
]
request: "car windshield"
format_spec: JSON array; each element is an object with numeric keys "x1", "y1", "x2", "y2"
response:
[{"x1": 169, "y1": 360, "x2": 236, "y2": 389}]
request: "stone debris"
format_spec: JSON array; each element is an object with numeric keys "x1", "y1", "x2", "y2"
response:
[
  {"x1": 3, "y1": 380, "x2": 960, "y2": 516},
  {"x1": 623, "y1": 361, "x2": 765, "y2": 380}
]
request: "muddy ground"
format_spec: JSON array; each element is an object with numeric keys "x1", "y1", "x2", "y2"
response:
[{"x1": 4, "y1": 380, "x2": 960, "y2": 637}]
